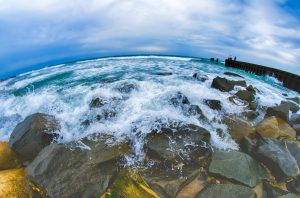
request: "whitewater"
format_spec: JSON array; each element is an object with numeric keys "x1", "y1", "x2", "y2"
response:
[{"x1": 0, "y1": 56, "x2": 299, "y2": 157}]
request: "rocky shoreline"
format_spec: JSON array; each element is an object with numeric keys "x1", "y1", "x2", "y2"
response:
[{"x1": 0, "y1": 72, "x2": 300, "y2": 198}]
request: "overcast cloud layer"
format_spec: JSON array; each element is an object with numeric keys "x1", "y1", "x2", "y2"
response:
[{"x1": 0, "y1": 0, "x2": 300, "y2": 78}]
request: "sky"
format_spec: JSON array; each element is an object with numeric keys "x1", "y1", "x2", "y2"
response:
[{"x1": 0, "y1": 0, "x2": 300, "y2": 79}]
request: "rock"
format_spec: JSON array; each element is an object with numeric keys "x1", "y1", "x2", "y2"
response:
[
  {"x1": 223, "y1": 116, "x2": 255, "y2": 142},
  {"x1": 9, "y1": 113, "x2": 60, "y2": 162},
  {"x1": 256, "y1": 116, "x2": 296, "y2": 139},
  {"x1": 249, "y1": 102, "x2": 257, "y2": 110},
  {"x1": 187, "y1": 105, "x2": 206, "y2": 120},
  {"x1": 235, "y1": 90, "x2": 255, "y2": 103},
  {"x1": 212, "y1": 77, "x2": 234, "y2": 92},
  {"x1": 242, "y1": 111, "x2": 259, "y2": 121},
  {"x1": 81, "y1": 119, "x2": 90, "y2": 126},
  {"x1": 254, "y1": 138, "x2": 299, "y2": 182},
  {"x1": 231, "y1": 80, "x2": 247, "y2": 87},
  {"x1": 170, "y1": 92, "x2": 190, "y2": 107},
  {"x1": 197, "y1": 184, "x2": 255, "y2": 198},
  {"x1": 263, "y1": 182, "x2": 291, "y2": 198},
  {"x1": 0, "y1": 168, "x2": 41, "y2": 197},
  {"x1": 154, "y1": 72, "x2": 172, "y2": 76},
  {"x1": 116, "y1": 82, "x2": 136, "y2": 93},
  {"x1": 208, "y1": 150, "x2": 268, "y2": 187},
  {"x1": 26, "y1": 136, "x2": 131, "y2": 198},
  {"x1": 265, "y1": 104, "x2": 290, "y2": 122},
  {"x1": 246, "y1": 85, "x2": 256, "y2": 94},
  {"x1": 281, "y1": 101, "x2": 300, "y2": 113},
  {"x1": 0, "y1": 142, "x2": 21, "y2": 170},
  {"x1": 89, "y1": 98, "x2": 105, "y2": 108},
  {"x1": 278, "y1": 193, "x2": 299, "y2": 198},
  {"x1": 286, "y1": 141, "x2": 300, "y2": 168},
  {"x1": 224, "y1": 72, "x2": 244, "y2": 78},
  {"x1": 145, "y1": 124, "x2": 211, "y2": 163},
  {"x1": 204, "y1": 99, "x2": 222, "y2": 110},
  {"x1": 240, "y1": 137, "x2": 257, "y2": 154},
  {"x1": 287, "y1": 97, "x2": 300, "y2": 105},
  {"x1": 104, "y1": 169, "x2": 159, "y2": 198},
  {"x1": 192, "y1": 73, "x2": 208, "y2": 82},
  {"x1": 287, "y1": 176, "x2": 300, "y2": 193},
  {"x1": 176, "y1": 174, "x2": 206, "y2": 198},
  {"x1": 228, "y1": 96, "x2": 248, "y2": 106},
  {"x1": 290, "y1": 114, "x2": 300, "y2": 125},
  {"x1": 144, "y1": 165, "x2": 201, "y2": 198},
  {"x1": 283, "y1": 93, "x2": 288, "y2": 96}
]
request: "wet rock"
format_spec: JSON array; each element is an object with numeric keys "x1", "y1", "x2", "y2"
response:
[
  {"x1": 290, "y1": 114, "x2": 300, "y2": 125},
  {"x1": 235, "y1": 90, "x2": 255, "y2": 103},
  {"x1": 254, "y1": 138, "x2": 299, "y2": 182},
  {"x1": 286, "y1": 141, "x2": 300, "y2": 168},
  {"x1": 283, "y1": 93, "x2": 288, "y2": 96},
  {"x1": 144, "y1": 165, "x2": 201, "y2": 198},
  {"x1": 231, "y1": 80, "x2": 247, "y2": 87},
  {"x1": 0, "y1": 142, "x2": 21, "y2": 170},
  {"x1": 176, "y1": 173, "x2": 207, "y2": 198},
  {"x1": 145, "y1": 124, "x2": 211, "y2": 163},
  {"x1": 197, "y1": 184, "x2": 255, "y2": 198},
  {"x1": 81, "y1": 119, "x2": 90, "y2": 126},
  {"x1": 248, "y1": 102, "x2": 257, "y2": 110},
  {"x1": 242, "y1": 110, "x2": 259, "y2": 121},
  {"x1": 209, "y1": 150, "x2": 268, "y2": 187},
  {"x1": 116, "y1": 82, "x2": 136, "y2": 93},
  {"x1": 263, "y1": 182, "x2": 291, "y2": 198},
  {"x1": 240, "y1": 137, "x2": 257, "y2": 154},
  {"x1": 155, "y1": 72, "x2": 172, "y2": 76},
  {"x1": 287, "y1": 176, "x2": 300, "y2": 193},
  {"x1": 212, "y1": 77, "x2": 234, "y2": 92},
  {"x1": 223, "y1": 116, "x2": 255, "y2": 142},
  {"x1": 281, "y1": 101, "x2": 300, "y2": 113},
  {"x1": 193, "y1": 73, "x2": 208, "y2": 82},
  {"x1": 265, "y1": 104, "x2": 290, "y2": 122},
  {"x1": 287, "y1": 97, "x2": 300, "y2": 105},
  {"x1": 204, "y1": 99, "x2": 222, "y2": 110},
  {"x1": 246, "y1": 85, "x2": 256, "y2": 94},
  {"x1": 187, "y1": 105, "x2": 206, "y2": 120},
  {"x1": 89, "y1": 97, "x2": 105, "y2": 108},
  {"x1": 9, "y1": 113, "x2": 60, "y2": 162},
  {"x1": 170, "y1": 92, "x2": 190, "y2": 107},
  {"x1": 228, "y1": 95, "x2": 248, "y2": 106},
  {"x1": 0, "y1": 168, "x2": 40, "y2": 197},
  {"x1": 256, "y1": 116, "x2": 296, "y2": 139},
  {"x1": 104, "y1": 169, "x2": 159, "y2": 198},
  {"x1": 224, "y1": 72, "x2": 244, "y2": 78},
  {"x1": 27, "y1": 136, "x2": 131, "y2": 198}
]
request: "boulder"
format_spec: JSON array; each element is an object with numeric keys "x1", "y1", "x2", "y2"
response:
[
  {"x1": 197, "y1": 184, "x2": 255, "y2": 198},
  {"x1": 287, "y1": 176, "x2": 300, "y2": 193},
  {"x1": 204, "y1": 99, "x2": 222, "y2": 110},
  {"x1": 281, "y1": 101, "x2": 300, "y2": 113},
  {"x1": 248, "y1": 102, "x2": 257, "y2": 110},
  {"x1": 235, "y1": 90, "x2": 255, "y2": 103},
  {"x1": 240, "y1": 137, "x2": 257, "y2": 154},
  {"x1": 26, "y1": 136, "x2": 131, "y2": 198},
  {"x1": 116, "y1": 82, "x2": 136, "y2": 93},
  {"x1": 263, "y1": 182, "x2": 292, "y2": 198},
  {"x1": 9, "y1": 113, "x2": 60, "y2": 162},
  {"x1": 256, "y1": 116, "x2": 296, "y2": 139},
  {"x1": 246, "y1": 85, "x2": 256, "y2": 94},
  {"x1": 192, "y1": 73, "x2": 208, "y2": 82},
  {"x1": 104, "y1": 169, "x2": 159, "y2": 198},
  {"x1": 231, "y1": 80, "x2": 247, "y2": 87},
  {"x1": 212, "y1": 77, "x2": 234, "y2": 92},
  {"x1": 287, "y1": 97, "x2": 300, "y2": 105},
  {"x1": 208, "y1": 150, "x2": 268, "y2": 187},
  {"x1": 242, "y1": 111, "x2": 259, "y2": 121},
  {"x1": 286, "y1": 141, "x2": 300, "y2": 168},
  {"x1": 145, "y1": 124, "x2": 211, "y2": 163},
  {"x1": 89, "y1": 98, "x2": 105, "y2": 108},
  {"x1": 265, "y1": 104, "x2": 290, "y2": 122},
  {"x1": 0, "y1": 142, "x2": 21, "y2": 170},
  {"x1": 224, "y1": 72, "x2": 244, "y2": 78},
  {"x1": 223, "y1": 116, "x2": 255, "y2": 142},
  {"x1": 254, "y1": 138, "x2": 299, "y2": 182},
  {"x1": 187, "y1": 105, "x2": 206, "y2": 120},
  {"x1": 170, "y1": 92, "x2": 190, "y2": 107},
  {"x1": 0, "y1": 168, "x2": 42, "y2": 197},
  {"x1": 176, "y1": 173, "x2": 207, "y2": 198}
]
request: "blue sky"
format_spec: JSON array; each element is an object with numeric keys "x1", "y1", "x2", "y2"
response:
[{"x1": 0, "y1": 0, "x2": 300, "y2": 78}]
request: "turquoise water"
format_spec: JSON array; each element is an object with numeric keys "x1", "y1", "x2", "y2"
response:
[{"x1": 0, "y1": 56, "x2": 298, "y2": 157}]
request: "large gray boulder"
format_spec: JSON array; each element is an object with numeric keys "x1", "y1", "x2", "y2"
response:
[
  {"x1": 212, "y1": 77, "x2": 234, "y2": 92},
  {"x1": 26, "y1": 136, "x2": 131, "y2": 198},
  {"x1": 145, "y1": 124, "x2": 211, "y2": 163},
  {"x1": 208, "y1": 150, "x2": 268, "y2": 187},
  {"x1": 254, "y1": 138, "x2": 299, "y2": 182},
  {"x1": 265, "y1": 104, "x2": 290, "y2": 122},
  {"x1": 9, "y1": 113, "x2": 60, "y2": 162},
  {"x1": 235, "y1": 90, "x2": 255, "y2": 103},
  {"x1": 197, "y1": 184, "x2": 255, "y2": 198}
]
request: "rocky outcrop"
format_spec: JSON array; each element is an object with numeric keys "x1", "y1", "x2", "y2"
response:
[
  {"x1": 116, "y1": 82, "x2": 136, "y2": 93},
  {"x1": 26, "y1": 136, "x2": 131, "y2": 198},
  {"x1": 145, "y1": 124, "x2": 210, "y2": 163},
  {"x1": 212, "y1": 77, "x2": 234, "y2": 92},
  {"x1": 224, "y1": 72, "x2": 244, "y2": 78},
  {"x1": 197, "y1": 184, "x2": 255, "y2": 198},
  {"x1": 0, "y1": 142, "x2": 21, "y2": 170},
  {"x1": 208, "y1": 150, "x2": 268, "y2": 187},
  {"x1": 281, "y1": 101, "x2": 300, "y2": 113},
  {"x1": 256, "y1": 116, "x2": 296, "y2": 139},
  {"x1": 235, "y1": 90, "x2": 255, "y2": 103},
  {"x1": 9, "y1": 113, "x2": 60, "y2": 162},
  {"x1": 89, "y1": 98, "x2": 105, "y2": 108},
  {"x1": 223, "y1": 116, "x2": 255, "y2": 142},
  {"x1": 253, "y1": 138, "x2": 299, "y2": 182},
  {"x1": 265, "y1": 104, "x2": 290, "y2": 122},
  {"x1": 204, "y1": 99, "x2": 222, "y2": 110},
  {"x1": 170, "y1": 92, "x2": 190, "y2": 107}
]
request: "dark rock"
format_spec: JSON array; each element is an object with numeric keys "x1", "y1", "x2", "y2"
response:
[
  {"x1": 9, "y1": 113, "x2": 60, "y2": 162},
  {"x1": 242, "y1": 110, "x2": 259, "y2": 120},
  {"x1": 287, "y1": 176, "x2": 300, "y2": 193},
  {"x1": 187, "y1": 105, "x2": 206, "y2": 120},
  {"x1": 212, "y1": 77, "x2": 234, "y2": 92},
  {"x1": 224, "y1": 72, "x2": 244, "y2": 78},
  {"x1": 263, "y1": 182, "x2": 291, "y2": 198},
  {"x1": 204, "y1": 99, "x2": 222, "y2": 110},
  {"x1": 281, "y1": 101, "x2": 300, "y2": 113},
  {"x1": 248, "y1": 102, "x2": 257, "y2": 110},
  {"x1": 283, "y1": 93, "x2": 288, "y2": 97},
  {"x1": 89, "y1": 98, "x2": 105, "y2": 108},
  {"x1": 240, "y1": 137, "x2": 257, "y2": 154},
  {"x1": 116, "y1": 82, "x2": 136, "y2": 93},
  {"x1": 235, "y1": 90, "x2": 255, "y2": 103},
  {"x1": 265, "y1": 104, "x2": 290, "y2": 122},
  {"x1": 81, "y1": 119, "x2": 90, "y2": 126},
  {"x1": 197, "y1": 184, "x2": 255, "y2": 198},
  {"x1": 286, "y1": 141, "x2": 300, "y2": 168},
  {"x1": 145, "y1": 124, "x2": 211, "y2": 163},
  {"x1": 27, "y1": 136, "x2": 131, "y2": 198},
  {"x1": 290, "y1": 114, "x2": 300, "y2": 125},
  {"x1": 154, "y1": 72, "x2": 172, "y2": 76},
  {"x1": 287, "y1": 97, "x2": 300, "y2": 105},
  {"x1": 246, "y1": 85, "x2": 256, "y2": 94},
  {"x1": 208, "y1": 150, "x2": 268, "y2": 187},
  {"x1": 254, "y1": 138, "x2": 299, "y2": 182},
  {"x1": 170, "y1": 92, "x2": 190, "y2": 107},
  {"x1": 193, "y1": 73, "x2": 208, "y2": 82},
  {"x1": 231, "y1": 80, "x2": 247, "y2": 87}
]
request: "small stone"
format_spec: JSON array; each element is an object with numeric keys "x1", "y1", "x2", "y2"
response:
[{"x1": 204, "y1": 99, "x2": 222, "y2": 110}]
